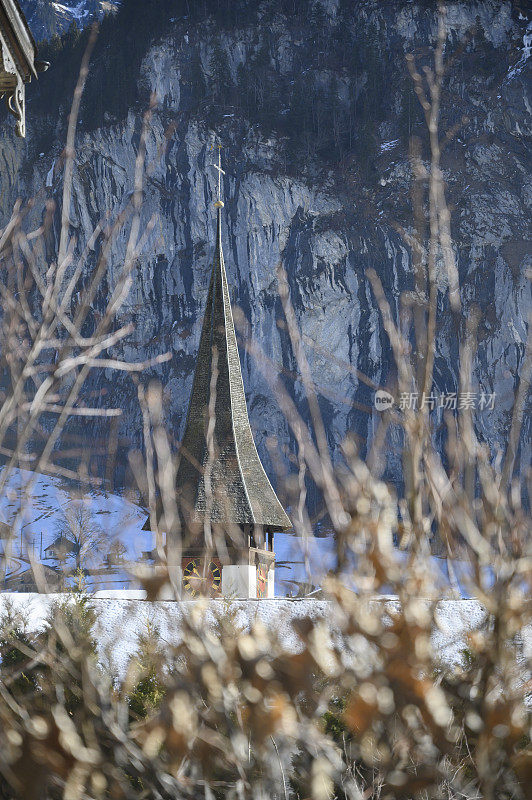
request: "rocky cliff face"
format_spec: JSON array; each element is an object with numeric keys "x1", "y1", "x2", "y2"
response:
[{"x1": 5, "y1": 0, "x2": 532, "y2": 499}]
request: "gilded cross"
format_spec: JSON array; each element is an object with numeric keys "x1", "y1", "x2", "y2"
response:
[{"x1": 212, "y1": 143, "x2": 225, "y2": 204}]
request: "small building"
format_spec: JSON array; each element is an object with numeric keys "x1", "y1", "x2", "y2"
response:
[
  {"x1": 43, "y1": 534, "x2": 77, "y2": 562},
  {"x1": 4, "y1": 564, "x2": 61, "y2": 592},
  {"x1": 0, "y1": 0, "x2": 47, "y2": 136}
]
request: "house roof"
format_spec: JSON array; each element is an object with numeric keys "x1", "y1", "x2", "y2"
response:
[
  {"x1": 0, "y1": 0, "x2": 37, "y2": 81},
  {"x1": 4, "y1": 564, "x2": 61, "y2": 590},
  {"x1": 0, "y1": 0, "x2": 48, "y2": 137},
  {"x1": 145, "y1": 202, "x2": 290, "y2": 533},
  {"x1": 44, "y1": 534, "x2": 77, "y2": 555}
]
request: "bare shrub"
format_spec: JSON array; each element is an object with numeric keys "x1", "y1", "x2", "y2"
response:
[{"x1": 0, "y1": 7, "x2": 529, "y2": 800}]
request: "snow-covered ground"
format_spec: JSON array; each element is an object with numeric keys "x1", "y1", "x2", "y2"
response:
[
  {"x1": 0, "y1": 593, "x2": 529, "y2": 683},
  {"x1": 21, "y1": 0, "x2": 120, "y2": 42},
  {"x1": 0, "y1": 467, "x2": 154, "y2": 590},
  {"x1": 0, "y1": 467, "x2": 335, "y2": 594},
  {"x1": 0, "y1": 468, "x2": 497, "y2": 597}
]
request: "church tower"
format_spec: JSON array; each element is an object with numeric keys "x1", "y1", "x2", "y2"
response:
[{"x1": 145, "y1": 147, "x2": 290, "y2": 598}]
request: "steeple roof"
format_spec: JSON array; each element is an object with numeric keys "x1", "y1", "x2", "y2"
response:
[{"x1": 168, "y1": 200, "x2": 290, "y2": 531}]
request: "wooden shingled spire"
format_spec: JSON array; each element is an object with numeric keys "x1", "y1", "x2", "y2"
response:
[{"x1": 145, "y1": 146, "x2": 290, "y2": 537}]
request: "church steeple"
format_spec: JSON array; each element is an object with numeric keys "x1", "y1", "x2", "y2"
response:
[{"x1": 167, "y1": 146, "x2": 290, "y2": 533}]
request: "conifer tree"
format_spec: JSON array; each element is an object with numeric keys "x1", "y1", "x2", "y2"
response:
[
  {"x1": 0, "y1": 603, "x2": 39, "y2": 700},
  {"x1": 208, "y1": 41, "x2": 232, "y2": 102},
  {"x1": 41, "y1": 582, "x2": 99, "y2": 716},
  {"x1": 127, "y1": 620, "x2": 166, "y2": 719},
  {"x1": 190, "y1": 49, "x2": 206, "y2": 101}
]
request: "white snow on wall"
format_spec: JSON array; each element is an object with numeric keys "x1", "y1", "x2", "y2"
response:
[{"x1": 0, "y1": 594, "x2": 529, "y2": 684}]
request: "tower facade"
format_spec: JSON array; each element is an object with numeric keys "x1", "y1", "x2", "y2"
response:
[{"x1": 144, "y1": 155, "x2": 290, "y2": 598}]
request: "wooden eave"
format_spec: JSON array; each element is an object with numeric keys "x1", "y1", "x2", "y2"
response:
[{"x1": 0, "y1": 0, "x2": 37, "y2": 81}]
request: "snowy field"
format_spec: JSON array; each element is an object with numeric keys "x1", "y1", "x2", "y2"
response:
[
  {"x1": 0, "y1": 593, "x2": 530, "y2": 683},
  {"x1": 0, "y1": 467, "x2": 340, "y2": 594},
  {"x1": 0, "y1": 468, "x2": 485, "y2": 596}
]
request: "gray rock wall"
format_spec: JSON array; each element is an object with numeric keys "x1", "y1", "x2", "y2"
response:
[{"x1": 5, "y1": 0, "x2": 531, "y2": 497}]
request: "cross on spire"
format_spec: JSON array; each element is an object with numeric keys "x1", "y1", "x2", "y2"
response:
[{"x1": 212, "y1": 143, "x2": 225, "y2": 207}]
